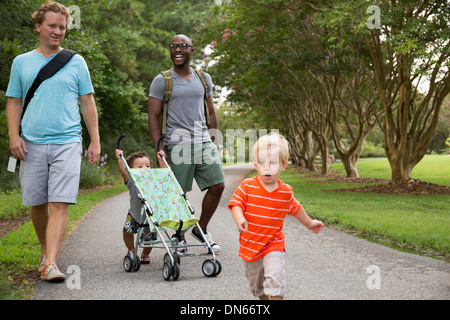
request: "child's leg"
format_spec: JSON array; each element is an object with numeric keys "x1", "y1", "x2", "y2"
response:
[
  {"x1": 140, "y1": 228, "x2": 154, "y2": 258},
  {"x1": 244, "y1": 255, "x2": 285, "y2": 300},
  {"x1": 123, "y1": 211, "x2": 137, "y2": 252},
  {"x1": 123, "y1": 232, "x2": 135, "y2": 252},
  {"x1": 260, "y1": 251, "x2": 286, "y2": 300},
  {"x1": 140, "y1": 247, "x2": 152, "y2": 264},
  {"x1": 142, "y1": 247, "x2": 153, "y2": 256},
  {"x1": 243, "y1": 259, "x2": 265, "y2": 298}
]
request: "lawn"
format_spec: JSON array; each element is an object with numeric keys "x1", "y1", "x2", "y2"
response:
[
  {"x1": 349, "y1": 155, "x2": 450, "y2": 185},
  {"x1": 0, "y1": 184, "x2": 126, "y2": 299},
  {"x1": 0, "y1": 155, "x2": 448, "y2": 299},
  {"x1": 280, "y1": 155, "x2": 450, "y2": 260}
]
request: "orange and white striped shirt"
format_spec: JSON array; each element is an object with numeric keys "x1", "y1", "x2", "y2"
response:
[{"x1": 228, "y1": 176, "x2": 302, "y2": 262}]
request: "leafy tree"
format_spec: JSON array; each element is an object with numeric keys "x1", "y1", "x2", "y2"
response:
[
  {"x1": 314, "y1": 4, "x2": 382, "y2": 177},
  {"x1": 0, "y1": 0, "x2": 110, "y2": 166},
  {"x1": 366, "y1": 1, "x2": 449, "y2": 184},
  {"x1": 198, "y1": 0, "x2": 379, "y2": 175},
  {"x1": 428, "y1": 95, "x2": 450, "y2": 154},
  {"x1": 1, "y1": 0, "x2": 218, "y2": 170},
  {"x1": 323, "y1": 0, "x2": 450, "y2": 184},
  {"x1": 197, "y1": 0, "x2": 324, "y2": 169},
  {"x1": 200, "y1": 0, "x2": 449, "y2": 182}
]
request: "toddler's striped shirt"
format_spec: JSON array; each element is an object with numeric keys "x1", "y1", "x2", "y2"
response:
[{"x1": 228, "y1": 176, "x2": 301, "y2": 262}]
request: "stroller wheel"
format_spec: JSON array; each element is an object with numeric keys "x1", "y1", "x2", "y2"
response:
[
  {"x1": 172, "y1": 263, "x2": 180, "y2": 281},
  {"x1": 164, "y1": 252, "x2": 180, "y2": 266},
  {"x1": 164, "y1": 252, "x2": 173, "y2": 265},
  {"x1": 202, "y1": 259, "x2": 217, "y2": 277},
  {"x1": 162, "y1": 263, "x2": 171, "y2": 280},
  {"x1": 133, "y1": 255, "x2": 141, "y2": 272},
  {"x1": 214, "y1": 259, "x2": 222, "y2": 276},
  {"x1": 123, "y1": 255, "x2": 133, "y2": 272}
]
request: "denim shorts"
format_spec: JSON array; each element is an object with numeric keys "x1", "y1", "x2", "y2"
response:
[
  {"x1": 166, "y1": 142, "x2": 225, "y2": 193},
  {"x1": 19, "y1": 139, "x2": 82, "y2": 206}
]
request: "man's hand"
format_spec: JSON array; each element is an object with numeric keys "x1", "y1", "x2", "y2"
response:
[
  {"x1": 87, "y1": 141, "x2": 100, "y2": 165},
  {"x1": 9, "y1": 135, "x2": 28, "y2": 161}
]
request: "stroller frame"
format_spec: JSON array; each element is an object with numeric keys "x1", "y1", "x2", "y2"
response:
[{"x1": 117, "y1": 135, "x2": 221, "y2": 280}]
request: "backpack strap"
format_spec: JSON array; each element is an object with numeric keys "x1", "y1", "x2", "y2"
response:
[
  {"x1": 160, "y1": 69, "x2": 211, "y2": 136},
  {"x1": 160, "y1": 70, "x2": 173, "y2": 135},
  {"x1": 194, "y1": 69, "x2": 211, "y2": 128}
]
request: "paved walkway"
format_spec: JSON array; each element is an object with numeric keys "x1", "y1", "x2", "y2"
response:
[{"x1": 34, "y1": 163, "x2": 449, "y2": 300}]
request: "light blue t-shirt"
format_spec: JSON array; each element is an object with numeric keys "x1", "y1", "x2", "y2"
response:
[{"x1": 6, "y1": 49, "x2": 94, "y2": 144}]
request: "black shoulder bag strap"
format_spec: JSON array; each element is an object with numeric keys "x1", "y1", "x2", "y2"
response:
[{"x1": 21, "y1": 49, "x2": 77, "y2": 121}]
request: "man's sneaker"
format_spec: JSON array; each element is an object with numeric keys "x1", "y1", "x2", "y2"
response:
[
  {"x1": 38, "y1": 253, "x2": 46, "y2": 272},
  {"x1": 191, "y1": 228, "x2": 221, "y2": 252},
  {"x1": 177, "y1": 239, "x2": 188, "y2": 255},
  {"x1": 41, "y1": 263, "x2": 66, "y2": 282}
]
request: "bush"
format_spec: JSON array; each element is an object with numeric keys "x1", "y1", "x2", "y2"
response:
[
  {"x1": 0, "y1": 191, "x2": 27, "y2": 220},
  {"x1": 360, "y1": 140, "x2": 386, "y2": 158},
  {"x1": 0, "y1": 168, "x2": 20, "y2": 194},
  {"x1": 79, "y1": 151, "x2": 119, "y2": 189}
]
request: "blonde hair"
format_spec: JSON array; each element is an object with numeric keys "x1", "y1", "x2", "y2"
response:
[
  {"x1": 31, "y1": 1, "x2": 72, "y2": 28},
  {"x1": 251, "y1": 133, "x2": 290, "y2": 163}
]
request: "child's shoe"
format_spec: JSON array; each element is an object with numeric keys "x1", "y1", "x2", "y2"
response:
[{"x1": 177, "y1": 239, "x2": 188, "y2": 255}]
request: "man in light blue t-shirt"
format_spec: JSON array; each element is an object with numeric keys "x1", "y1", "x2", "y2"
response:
[{"x1": 6, "y1": 2, "x2": 100, "y2": 282}]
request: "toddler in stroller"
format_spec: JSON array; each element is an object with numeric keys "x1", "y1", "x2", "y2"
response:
[
  {"x1": 115, "y1": 149, "x2": 155, "y2": 267},
  {"x1": 116, "y1": 135, "x2": 221, "y2": 280}
]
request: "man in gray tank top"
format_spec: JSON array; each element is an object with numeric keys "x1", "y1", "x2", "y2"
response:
[{"x1": 148, "y1": 34, "x2": 224, "y2": 252}]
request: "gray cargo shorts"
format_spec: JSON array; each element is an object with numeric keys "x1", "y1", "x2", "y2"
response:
[{"x1": 19, "y1": 139, "x2": 82, "y2": 206}]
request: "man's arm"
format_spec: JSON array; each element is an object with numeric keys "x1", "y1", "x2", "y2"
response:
[
  {"x1": 206, "y1": 95, "x2": 219, "y2": 143},
  {"x1": 148, "y1": 96, "x2": 168, "y2": 167},
  {"x1": 79, "y1": 93, "x2": 100, "y2": 165},
  {"x1": 6, "y1": 97, "x2": 28, "y2": 161}
]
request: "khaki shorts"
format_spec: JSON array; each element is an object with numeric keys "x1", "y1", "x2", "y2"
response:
[
  {"x1": 166, "y1": 142, "x2": 225, "y2": 193},
  {"x1": 243, "y1": 251, "x2": 286, "y2": 298},
  {"x1": 19, "y1": 139, "x2": 82, "y2": 206}
]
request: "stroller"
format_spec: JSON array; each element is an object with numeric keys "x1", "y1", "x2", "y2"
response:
[{"x1": 117, "y1": 135, "x2": 221, "y2": 280}]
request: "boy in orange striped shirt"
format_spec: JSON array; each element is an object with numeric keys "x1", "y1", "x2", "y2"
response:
[{"x1": 228, "y1": 133, "x2": 323, "y2": 300}]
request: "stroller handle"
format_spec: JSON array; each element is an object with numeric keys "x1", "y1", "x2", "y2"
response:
[
  {"x1": 117, "y1": 134, "x2": 126, "y2": 150},
  {"x1": 157, "y1": 135, "x2": 165, "y2": 152},
  {"x1": 157, "y1": 135, "x2": 170, "y2": 169}
]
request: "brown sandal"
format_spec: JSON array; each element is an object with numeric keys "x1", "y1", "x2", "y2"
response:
[{"x1": 140, "y1": 255, "x2": 150, "y2": 264}]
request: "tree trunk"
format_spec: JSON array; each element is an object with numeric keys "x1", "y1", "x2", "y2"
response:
[
  {"x1": 388, "y1": 153, "x2": 413, "y2": 184},
  {"x1": 365, "y1": 19, "x2": 450, "y2": 185},
  {"x1": 340, "y1": 153, "x2": 360, "y2": 178},
  {"x1": 305, "y1": 157, "x2": 316, "y2": 172},
  {"x1": 319, "y1": 145, "x2": 330, "y2": 175}
]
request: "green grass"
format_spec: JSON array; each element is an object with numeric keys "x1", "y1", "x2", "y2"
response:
[
  {"x1": 1, "y1": 155, "x2": 448, "y2": 299},
  {"x1": 0, "y1": 191, "x2": 28, "y2": 220},
  {"x1": 343, "y1": 155, "x2": 450, "y2": 185},
  {"x1": 280, "y1": 155, "x2": 450, "y2": 260},
  {"x1": 0, "y1": 184, "x2": 126, "y2": 300}
]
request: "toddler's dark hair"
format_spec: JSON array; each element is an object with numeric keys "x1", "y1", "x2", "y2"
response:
[{"x1": 126, "y1": 151, "x2": 152, "y2": 168}]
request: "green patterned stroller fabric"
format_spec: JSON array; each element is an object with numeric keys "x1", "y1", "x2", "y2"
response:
[{"x1": 128, "y1": 168, "x2": 199, "y2": 231}]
